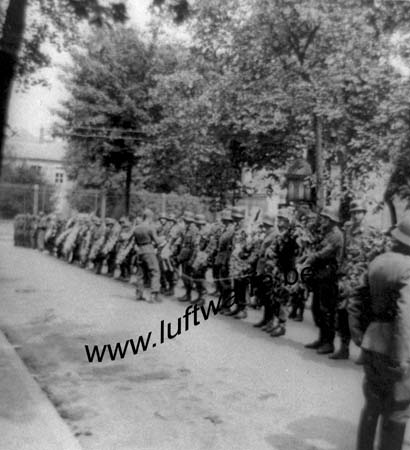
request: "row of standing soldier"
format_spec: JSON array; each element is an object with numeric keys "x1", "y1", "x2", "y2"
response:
[{"x1": 13, "y1": 199, "x2": 389, "y2": 361}]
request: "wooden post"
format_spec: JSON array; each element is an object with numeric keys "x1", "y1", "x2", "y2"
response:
[
  {"x1": 33, "y1": 184, "x2": 39, "y2": 214},
  {"x1": 100, "y1": 189, "x2": 107, "y2": 220},
  {"x1": 125, "y1": 159, "x2": 132, "y2": 216}
]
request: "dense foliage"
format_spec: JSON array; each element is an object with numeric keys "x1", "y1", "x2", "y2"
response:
[{"x1": 55, "y1": 0, "x2": 410, "y2": 215}]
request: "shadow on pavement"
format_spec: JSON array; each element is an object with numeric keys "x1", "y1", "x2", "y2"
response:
[{"x1": 265, "y1": 415, "x2": 356, "y2": 450}]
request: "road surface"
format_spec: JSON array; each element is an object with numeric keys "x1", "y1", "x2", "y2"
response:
[{"x1": 0, "y1": 220, "x2": 404, "y2": 450}]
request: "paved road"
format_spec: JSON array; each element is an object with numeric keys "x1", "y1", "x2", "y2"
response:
[{"x1": 0, "y1": 220, "x2": 405, "y2": 450}]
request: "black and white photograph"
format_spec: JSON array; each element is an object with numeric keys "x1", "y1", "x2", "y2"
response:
[{"x1": 2, "y1": 1, "x2": 410, "y2": 449}]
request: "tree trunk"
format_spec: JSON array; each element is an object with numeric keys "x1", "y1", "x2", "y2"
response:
[
  {"x1": 383, "y1": 190, "x2": 397, "y2": 228},
  {"x1": 125, "y1": 159, "x2": 133, "y2": 216},
  {"x1": 0, "y1": 0, "x2": 28, "y2": 177},
  {"x1": 314, "y1": 114, "x2": 325, "y2": 209}
]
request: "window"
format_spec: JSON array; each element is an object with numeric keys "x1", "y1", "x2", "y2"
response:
[
  {"x1": 55, "y1": 172, "x2": 64, "y2": 184},
  {"x1": 31, "y1": 165, "x2": 42, "y2": 174}
]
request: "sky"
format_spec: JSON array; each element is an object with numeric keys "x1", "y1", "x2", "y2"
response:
[{"x1": 7, "y1": 0, "x2": 152, "y2": 138}]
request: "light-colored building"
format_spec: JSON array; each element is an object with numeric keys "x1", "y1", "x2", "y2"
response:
[
  {"x1": 3, "y1": 129, "x2": 73, "y2": 213},
  {"x1": 4, "y1": 128, "x2": 69, "y2": 187}
]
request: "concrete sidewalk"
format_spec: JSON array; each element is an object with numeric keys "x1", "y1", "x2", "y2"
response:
[{"x1": 0, "y1": 330, "x2": 82, "y2": 450}]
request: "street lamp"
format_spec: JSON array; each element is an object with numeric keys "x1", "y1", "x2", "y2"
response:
[{"x1": 286, "y1": 158, "x2": 313, "y2": 204}]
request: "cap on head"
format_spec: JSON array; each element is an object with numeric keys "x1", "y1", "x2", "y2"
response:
[
  {"x1": 391, "y1": 214, "x2": 410, "y2": 248},
  {"x1": 277, "y1": 209, "x2": 290, "y2": 222},
  {"x1": 320, "y1": 207, "x2": 340, "y2": 223},
  {"x1": 221, "y1": 209, "x2": 233, "y2": 222},
  {"x1": 143, "y1": 208, "x2": 154, "y2": 221},
  {"x1": 183, "y1": 211, "x2": 194, "y2": 223},
  {"x1": 231, "y1": 206, "x2": 245, "y2": 220},
  {"x1": 262, "y1": 213, "x2": 275, "y2": 227},
  {"x1": 194, "y1": 213, "x2": 206, "y2": 225},
  {"x1": 167, "y1": 213, "x2": 177, "y2": 223},
  {"x1": 350, "y1": 199, "x2": 367, "y2": 214},
  {"x1": 159, "y1": 212, "x2": 168, "y2": 220}
]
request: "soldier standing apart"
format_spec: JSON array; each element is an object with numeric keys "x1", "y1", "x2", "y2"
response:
[
  {"x1": 177, "y1": 211, "x2": 198, "y2": 303},
  {"x1": 303, "y1": 207, "x2": 344, "y2": 354},
  {"x1": 133, "y1": 209, "x2": 162, "y2": 303},
  {"x1": 349, "y1": 214, "x2": 410, "y2": 450},
  {"x1": 331, "y1": 200, "x2": 386, "y2": 360}
]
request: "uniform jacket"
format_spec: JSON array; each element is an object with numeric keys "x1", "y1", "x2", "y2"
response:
[
  {"x1": 309, "y1": 224, "x2": 343, "y2": 281},
  {"x1": 133, "y1": 222, "x2": 159, "y2": 255},
  {"x1": 348, "y1": 251, "x2": 410, "y2": 368},
  {"x1": 177, "y1": 223, "x2": 198, "y2": 263}
]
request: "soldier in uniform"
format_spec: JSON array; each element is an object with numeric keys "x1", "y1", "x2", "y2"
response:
[
  {"x1": 349, "y1": 214, "x2": 410, "y2": 450},
  {"x1": 114, "y1": 217, "x2": 135, "y2": 279},
  {"x1": 303, "y1": 207, "x2": 344, "y2": 354},
  {"x1": 159, "y1": 213, "x2": 179, "y2": 296},
  {"x1": 190, "y1": 213, "x2": 209, "y2": 306},
  {"x1": 133, "y1": 208, "x2": 162, "y2": 303},
  {"x1": 214, "y1": 209, "x2": 236, "y2": 313},
  {"x1": 176, "y1": 211, "x2": 198, "y2": 303},
  {"x1": 331, "y1": 199, "x2": 387, "y2": 360},
  {"x1": 265, "y1": 208, "x2": 298, "y2": 337},
  {"x1": 252, "y1": 213, "x2": 277, "y2": 327},
  {"x1": 227, "y1": 207, "x2": 253, "y2": 319},
  {"x1": 288, "y1": 211, "x2": 315, "y2": 322}
]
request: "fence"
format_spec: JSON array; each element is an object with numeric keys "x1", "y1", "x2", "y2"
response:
[
  {"x1": 63, "y1": 187, "x2": 215, "y2": 220},
  {"x1": 0, "y1": 183, "x2": 56, "y2": 218}
]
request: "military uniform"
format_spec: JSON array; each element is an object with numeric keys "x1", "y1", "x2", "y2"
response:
[
  {"x1": 228, "y1": 217, "x2": 252, "y2": 318},
  {"x1": 133, "y1": 210, "x2": 161, "y2": 302},
  {"x1": 305, "y1": 208, "x2": 344, "y2": 353},
  {"x1": 176, "y1": 212, "x2": 198, "y2": 302},
  {"x1": 335, "y1": 220, "x2": 387, "y2": 358},
  {"x1": 190, "y1": 214, "x2": 210, "y2": 305},
  {"x1": 264, "y1": 211, "x2": 299, "y2": 336},
  {"x1": 214, "y1": 215, "x2": 236, "y2": 311},
  {"x1": 348, "y1": 238, "x2": 410, "y2": 450},
  {"x1": 288, "y1": 219, "x2": 314, "y2": 322}
]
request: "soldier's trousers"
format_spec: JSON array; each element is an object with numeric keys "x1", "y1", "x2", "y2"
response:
[
  {"x1": 311, "y1": 277, "x2": 338, "y2": 344},
  {"x1": 335, "y1": 307, "x2": 351, "y2": 344},
  {"x1": 135, "y1": 252, "x2": 161, "y2": 293},
  {"x1": 233, "y1": 278, "x2": 248, "y2": 311},
  {"x1": 357, "y1": 350, "x2": 410, "y2": 450},
  {"x1": 193, "y1": 267, "x2": 207, "y2": 298},
  {"x1": 214, "y1": 263, "x2": 232, "y2": 308},
  {"x1": 181, "y1": 261, "x2": 193, "y2": 294}
]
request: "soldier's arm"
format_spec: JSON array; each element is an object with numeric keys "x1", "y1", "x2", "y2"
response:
[
  {"x1": 347, "y1": 272, "x2": 371, "y2": 347},
  {"x1": 310, "y1": 231, "x2": 343, "y2": 262},
  {"x1": 393, "y1": 269, "x2": 410, "y2": 369},
  {"x1": 149, "y1": 227, "x2": 161, "y2": 247}
]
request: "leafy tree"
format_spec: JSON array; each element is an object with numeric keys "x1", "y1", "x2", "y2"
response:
[
  {"x1": 57, "y1": 27, "x2": 176, "y2": 213},
  {"x1": 0, "y1": 0, "x2": 127, "y2": 177}
]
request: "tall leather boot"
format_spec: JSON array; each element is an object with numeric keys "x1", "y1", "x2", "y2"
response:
[
  {"x1": 379, "y1": 419, "x2": 406, "y2": 450},
  {"x1": 178, "y1": 288, "x2": 191, "y2": 302},
  {"x1": 253, "y1": 305, "x2": 270, "y2": 328},
  {"x1": 329, "y1": 340, "x2": 350, "y2": 360},
  {"x1": 305, "y1": 330, "x2": 324, "y2": 349}
]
